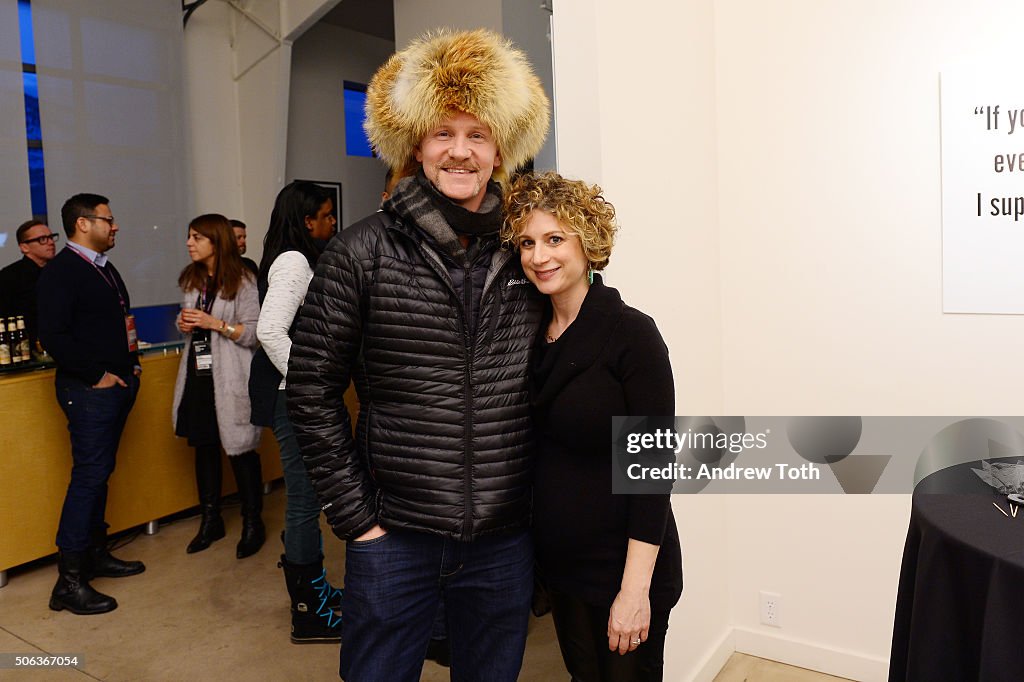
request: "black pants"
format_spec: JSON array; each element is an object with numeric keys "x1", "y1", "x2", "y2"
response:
[
  {"x1": 55, "y1": 375, "x2": 139, "y2": 551},
  {"x1": 549, "y1": 590, "x2": 670, "y2": 682}
]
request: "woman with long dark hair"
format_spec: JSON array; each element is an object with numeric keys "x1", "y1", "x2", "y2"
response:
[
  {"x1": 251, "y1": 181, "x2": 341, "y2": 642},
  {"x1": 173, "y1": 213, "x2": 264, "y2": 559}
]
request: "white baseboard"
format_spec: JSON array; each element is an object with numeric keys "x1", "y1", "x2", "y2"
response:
[
  {"x1": 732, "y1": 627, "x2": 889, "y2": 682},
  {"x1": 678, "y1": 628, "x2": 735, "y2": 682}
]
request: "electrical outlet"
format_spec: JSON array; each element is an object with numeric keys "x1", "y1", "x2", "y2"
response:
[{"x1": 759, "y1": 591, "x2": 781, "y2": 627}]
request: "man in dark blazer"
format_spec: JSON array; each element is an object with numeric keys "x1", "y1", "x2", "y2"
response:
[{"x1": 37, "y1": 193, "x2": 145, "y2": 615}]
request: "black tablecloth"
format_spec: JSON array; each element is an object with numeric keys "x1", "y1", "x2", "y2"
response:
[{"x1": 889, "y1": 459, "x2": 1024, "y2": 681}]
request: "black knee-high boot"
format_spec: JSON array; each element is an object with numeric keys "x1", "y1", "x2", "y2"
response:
[
  {"x1": 230, "y1": 451, "x2": 265, "y2": 559},
  {"x1": 187, "y1": 445, "x2": 225, "y2": 554}
]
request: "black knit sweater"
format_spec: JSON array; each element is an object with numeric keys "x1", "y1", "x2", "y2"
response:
[
  {"x1": 531, "y1": 276, "x2": 683, "y2": 611},
  {"x1": 36, "y1": 247, "x2": 138, "y2": 385}
]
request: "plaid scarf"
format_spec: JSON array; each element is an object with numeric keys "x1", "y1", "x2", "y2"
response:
[{"x1": 383, "y1": 171, "x2": 503, "y2": 265}]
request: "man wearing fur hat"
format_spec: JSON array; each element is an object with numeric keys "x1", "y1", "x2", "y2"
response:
[{"x1": 287, "y1": 29, "x2": 549, "y2": 681}]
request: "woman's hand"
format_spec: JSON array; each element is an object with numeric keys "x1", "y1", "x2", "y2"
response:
[
  {"x1": 607, "y1": 587, "x2": 651, "y2": 655},
  {"x1": 177, "y1": 312, "x2": 190, "y2": 334},
  {"x1": 180, "y1": 308, "x2": 219, "y2": 332}
]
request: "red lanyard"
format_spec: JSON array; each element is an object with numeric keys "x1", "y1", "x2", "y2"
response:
[
  {"x1": 69, "y1": 245, "x2": 128, "y2": 314},
  {"x1": 199, "y1": 280, "x2": 216, "y2": 313}
]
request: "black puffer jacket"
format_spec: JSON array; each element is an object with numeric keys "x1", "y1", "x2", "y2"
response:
[{"x1": 287, "y1": 210, "x2": 542, "y2": 541}]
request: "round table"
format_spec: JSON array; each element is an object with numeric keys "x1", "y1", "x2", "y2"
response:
[{"x1": 889, "y1": 458, "x2": 1024, "y2": 681}]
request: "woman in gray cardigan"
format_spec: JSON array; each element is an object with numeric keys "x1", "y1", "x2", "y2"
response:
[{"x1": 173, "y1": 214, "x2": 264, "y2": 558}]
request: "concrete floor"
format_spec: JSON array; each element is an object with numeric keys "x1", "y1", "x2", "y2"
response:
[
  {"x1": 0, "y1": 484, "x2": 563, "y2": 681},
  {"x1": 0, "y1": 485, "x2": 848, "y2": 681},
  {"x1": 714, "y1": 653, "x2": 853, "y2": 682}
]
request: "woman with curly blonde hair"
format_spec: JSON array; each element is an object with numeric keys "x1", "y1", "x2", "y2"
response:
[{"x1": 504, "y1": 172, "x2": 682, "y2": 682}]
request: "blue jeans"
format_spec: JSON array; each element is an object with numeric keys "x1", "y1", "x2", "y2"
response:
[
  {"x1": 340, "y1": 528, "x2": 533, "y2": 682},
  {"x1": 273, "y1": 389, "x2": 322, "y2": 564},
  {"x1": 55, "y1": 374, "x2": 139, "y2": 552}
]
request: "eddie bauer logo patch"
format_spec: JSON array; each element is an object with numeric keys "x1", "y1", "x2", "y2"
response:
[{"x1": 506, "y1": 278, "x2": 528, "y2": 287}]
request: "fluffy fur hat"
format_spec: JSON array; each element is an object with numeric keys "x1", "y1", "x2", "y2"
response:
[{"x1": 364, "y1": 28, "x2": 550, "y2": 183}]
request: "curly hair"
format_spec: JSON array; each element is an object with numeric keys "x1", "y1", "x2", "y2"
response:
[{"x1": 501, "y1": 172, "x2": 617, "y2": 270}]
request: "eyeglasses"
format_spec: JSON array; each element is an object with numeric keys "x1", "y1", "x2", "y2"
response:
[
  {"x1": 20, "y1": 233, "x2": 60, "y2": 245},
  {"x1": 83, "y1": 215, "x2": 115, "y2": 225}
]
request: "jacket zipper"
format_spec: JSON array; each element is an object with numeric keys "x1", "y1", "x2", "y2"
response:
[
  {"x1": 480, "y1": 250, "x2": 512, "y2": 348},
  {"x1": 395, "y1": 227, "x2": 475, "y2": 539},
  {"x1": 387, "y1": 221, "x2": 516, "y2": 541},
  {"x1": 462, "y1": 262, "x2": 473, "y2": 541}
]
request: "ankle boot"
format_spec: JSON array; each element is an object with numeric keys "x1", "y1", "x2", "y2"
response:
[
  {"x1": 279, "y1": 554, "x2": 342, "y2": 643},
  {"x1": 231, "y1": 451, "x2": 265, "y2": 559},
  {"x1": 88, "y1": 528, "x2": 145, "y2": 578},
  {"x1": 285, "y1": 530, "x2": 342, "y2": 610},
  {"x1": 187, "y1": 446, "x2": 225, "y2": 554},
  {"x1": 320, "y1": 571, "x2": 343, "y2": 611},
  {"x1": 49, "y1": 551, "x2": 118, "y2": 615},
  {"x1": 314, "y1": 531, "x2": 343, "y2": 610}
]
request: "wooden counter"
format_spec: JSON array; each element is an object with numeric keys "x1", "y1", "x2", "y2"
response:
[{"x1": 0, "y1": 350, "x2": 285, "y2": 575}]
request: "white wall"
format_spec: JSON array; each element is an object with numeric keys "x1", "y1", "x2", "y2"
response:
[
  {"x1": 183, "y1": 0, "x2": 242, "y2": 220},
  {"x1": 185, "y1": 0, "x2": 1024, "y2": 678},
  {"x1": 549, "y1": 1, "x2": 602, "y2": 183},
  {"x1": 286, "y1": 22, "x2": 394, "y2": 228},
  {"x1": 183, "y1": 0, "x2": 285, "y2": 245},
  {"x1": 554, "y1": 1, "x2": 729, "y2": 680},
  {"x1": 715, "y1": 1, "x2": 1024, "y2": 678},
  {"x1": 547, "y1": 0, "x2": 1024, "y2": 680},
  {"x1": 183, "y1": 0, "x2": 337, "y2": 267},
  {"x1": 715, "y1": 0, "x2": 1024, "y2": 413},
  {"x1": 235, "y1": 39, "x2": 292, "y2": 259},
  {"x1": 282, "y1": 0, "x2": 339, "y2": 40},
  {"x1": 181, "y1": 0, "x2": 1024, "y2": 676}
]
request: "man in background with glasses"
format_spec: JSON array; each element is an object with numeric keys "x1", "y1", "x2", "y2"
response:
[
  {"x1": 37, "y1": 193, "x2": 145, "y2": 615},
  {"x1": 0, "y1": 219, "x2": 58, "y2": 349}
]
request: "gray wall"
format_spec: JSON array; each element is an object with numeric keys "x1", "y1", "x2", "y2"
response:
[
  {"x1": 393, "y1": 0, "x2": 501, "y2": 44},
  {"x1": 0, "y1": 1, "x2": 32, "y2": 247},
  {"x1": 3, "y1": 0, "x2": 190, "y2": 306},
  {"x1": 502, "y1": 1, "x2": 555, "y2": 172},
  {"x1": 285, "y1": 22, "x2": 395, "y2": 228}
]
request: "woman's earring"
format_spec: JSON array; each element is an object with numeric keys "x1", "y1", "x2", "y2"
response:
[{"x1": 587, "y1": 267, "x2": 594, "y2": 285}]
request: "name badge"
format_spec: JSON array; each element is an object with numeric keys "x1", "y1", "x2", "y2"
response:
[
  {"x1": 192, "y1": 338, "x2": 213, "y2": 376},
  {"x1": 125, "y1": 314, "x2": 139, "y2": 353}
]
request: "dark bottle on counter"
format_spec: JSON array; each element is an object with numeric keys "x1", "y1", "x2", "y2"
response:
[
  {"x1": 0, "y1": 320, "x2": 10, "y2": 366},
  {"x1": 7, "y1": 318, "x2": 22, "y2": 365},
  {"x1": 15, "y1": 316, "x2": 30, "y2": 363}
]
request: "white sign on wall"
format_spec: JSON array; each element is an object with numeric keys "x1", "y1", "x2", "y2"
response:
[{"x1": 941, "y1": 71, "x2": 1024, "y2": 313}]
